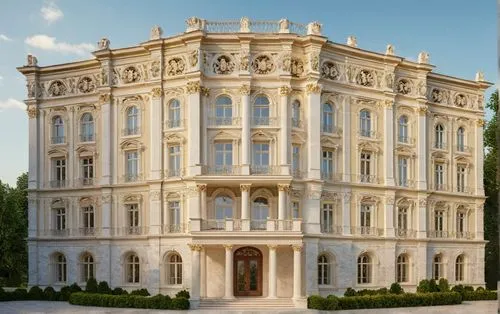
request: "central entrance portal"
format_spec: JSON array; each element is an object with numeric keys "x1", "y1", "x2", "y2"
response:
[{"x1": 234, "y1": 246, "x2": 263, "y2": 296}]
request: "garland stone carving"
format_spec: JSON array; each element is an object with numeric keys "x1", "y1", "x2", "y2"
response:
[
  {"x1": 189, "y1": 50, "x2": 199, "y2": 67},
  {"x1": 166, "y1": 58, "x2": 186, "y2": 76},
  {"x1": 431, "y1": 88, "x2": 444, "y2": 103},
  {"x1": 454, "y1": 94, "x2": 467, "y2": 107},
  {"x1": 150, "y1": 61, "x2": 161, "y2": 78},
  {"x1": 186, "y1": 81, "x2": 201, "y2": 94},
  {"x1": 78, "y1": 77, "x2": 95, "y2": 93},
  {"x1": 48, "y1": 80, "x2": 67, "y2": 97},
  {"x1": 252, "y1": 55, "x2": 274, "y2": 74},
  {"x1": 306, "y1": 83, "x2": 321, "y2": 94},
  {"x1": 310, "y1": 54, "x2": 319, "y2": 72},
  {"x1": 397, "y1": 79, "x2": 411, "y2": 95},
  {"x1": 213, "y1": 55, "x2": 234, "y2": 74},
  {"x1": 417, "y1": 80, "x2": 427, "y2": 97},
  {"x1": 356, "y1": 70, "x2": 375, "y2": 87},
  {"x1": 239, "y1": 85, "x2": 250, "y2": 95},
  {"x1": 239, "y1": 51, "x2": 250, "y2": 71},
  {"x1": 121, "y1": 66, "x2": 141, "y2": 83},
  {"x1": 291, "y1": 58, "x2": 304, "y2": 77},
  {"x1": 321, "y1": 62, "x2": 339, "y2": 80},
  {"x1": 282, "y1": 54, "x2": 291, "y2": 72}
]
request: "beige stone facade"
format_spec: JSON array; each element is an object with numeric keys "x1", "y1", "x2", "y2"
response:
[{"x1": 18, "y1": 17, "x2": 491, "y2": 308}]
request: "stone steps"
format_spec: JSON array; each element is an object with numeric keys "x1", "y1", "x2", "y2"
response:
[{"x1": 199, "y1": 298, "x2": 297, "y2": 309}]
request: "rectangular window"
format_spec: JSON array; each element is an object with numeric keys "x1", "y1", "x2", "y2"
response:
[
  {"x1": 434, "y1": 211, "x2": 444, "y2": 232},
  {"x1": 215, "y1": 142, "x2": 233, "y2": 173},
  {"x1": 82, "y1": 206, "x2": 94, "y2": 229},
  {"x1": 292, "y1": 201, "x2": 300, "y2": 219},
  {"x1": 397, "y1": 207, "x2": 408, "y2": 230},
  {"x1": 168, "y1": 145, "x2": 181, "y2": 176},
  {"x1": 55, "y1": 208, "x2": 66, "y2": 230},
  {"x1": 360, "y1": 152, "x2": 372, "y2": 182},
  {"x1": 126, "y1": 151, "x2": 138, "y2": 181},
  {"x1": 292, "y1": 145, "x2": 300, "y2": 175},
  {"x1": 398, "y1": 157, "x2": 408, "y2": 187},
  {"x1": 54, "y1": 158, "x2": 66, "y2": 182},
  {"x1": 456, "y1": 212, "x2": 465, "y2": 233},
  {"x1": 457, "y1": 165, "x2": 466, "y2": 192},
  {"x1": 435, "y1": 164, "x2": 444, "y2": 190},
  {"x1": 252, "y1": 143, "x2": 269, "y2": 173},
  {"x1": 81, "y1": 158, "x2": 93, "y2": 185},
  {"x1": 127, "y1": 204, "x2": 139, "y2": 231},
  {"x1": 360, "y1": 205, "x2": 371, "y2": 229},
  {"x1": 321, "y1": 150, "x2": 334, "y2": 179},
  {"x1": 321, "y1": 203, "x2": 334, "y2": 233},
  {"x1": 169, "y1": 201, "x2": 181, "y2": 226}
]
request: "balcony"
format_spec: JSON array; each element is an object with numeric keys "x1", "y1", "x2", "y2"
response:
[
  {"x1": 430, "y1": 184, "x2": 449, "y2": 192},
  {"x1": 395, "y1": 228, "x2": 416, "y2": 238},
  {"x1": 250, "y1": 165, "x2": 281, "y2": 175},
  {"x1": 122, "y1": 173, "x2": 142, "y2": 183},
  {"x1": 456, "y1": 145, "x2": 472, "y2": 154},
  {"x1": 78, "y1": 227, "x2": 98, "y2": 236},
  {"x1": 164, "y1": 168, "x2": 185, "y2": 178},
  {"x1": 432, "y1": 142, "x2": 447, "y2": 150},
  {"x1": 292, "y1": 118, "x2": 303, "y2": 129},
  {"x1": 321, "y1": 172, "x2": 342, "y2": 182},
  {"x1": 320, "y1": 225, "x2": 343, "y2": 235},
  {"x1": 397, "y1": 136, "x2": 415, "y2": 145},
  {"x1": 50, "y1": 180, "x2": 68, "y2": 188},
  {"x1": 359, "y1": 174, "x2": 378, "y2": 184},
  {"x1": 397, "y1": 180, "x2": 416, "y2": 188},
  {"x1": 40, "y1": 228, "x2": 101, "y2": 237},
  {"x1": 208, "y1": 117, "x2": 241, "y2": 127},
  {"x1": 199, "y1": 219, "x2": 302, "y2": 232},
  {"x1": 77, "y1": 178, "x2": 94, "y2": 187},
  {"x1": 353, "y1": 226, "x2": 383, "y2": 236},
  {"x1": 452, "y1": 231, "x2": 474, "y2": 240},
  {"x1": 51, "y1": 136, "x2": 66, "y2": 144},
  {"x1": 201, "y1": 219, "x2": 226, "y2": 231},
  {"x1": 456, "y1": 186, "x2": 472, "y2": 194},
  {"x1": 201, "y1": 165, "x2": 241, "y2": 175},
  {"x1": 48, "y1": 229, "x2": 70, "y2": 237},
  {"x1": 251, "y1": 117, "x2": 278, "y2": 127},
  {"x1": 162, "y1": 224, "x2": 188, "y2": 234},
  {"x1": 322, "y1": 125, "x2": 341, "y2": 135},
  {"x1": 427, "y1": 230, "x2": 449, "y2": 238},
  {"x1": 80, "y1": 134, "x2": 95, "y2": 142},
  {"x1": 358, "y1": 130, "x2": 377, "y2": 138},
  {"x1": 122, "y1": 127, "x2": 140, "y2": 136},
  {"x1": 164, "y1": 119, "x2": 184, "y2": 129},
  {"x1": 292, "y1": 169, "x2": 305, "y2": 179},
  {"x1": 114, "y1": 226, "x2": 149, "y2": 236}
]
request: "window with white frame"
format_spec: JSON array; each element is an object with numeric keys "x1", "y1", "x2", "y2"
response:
[
  {"x1": 252, "y1": 197, "x2": 269, "y2": 230},
  {"x1": 292, "y1": 100, "x2": 301, "y2": 128},
  {"x1": 321, "y1": 149, "x2": 334, "y2": 179},
  {"x1": 125, "y1": 151, "x2": 139, "y2": 181},
  {"x1": 433, "y1": 254, "x2": 443, "y2": 280},
  {"x1": 214, "y1": 96, "x2": 232, "y2": 125},
  {"x1": 435, "y1": 124, "x2": 445, "y2": 149},
  {"x1": 127, "y1": 204, "x2": 139, "y2": 233},
  {"x1": 434, "y1": 163, "x2": 444, "y2": 190},
  {"x1": 398, "y1": 157, "x2": 409, "y2": 187},
  {"x1": 215, "y1": 195, "x2": 233, "y2": 220},
  {"x1": 53, "y1": 158, "x2": 66, "y2": 187},
  {"x1": 457, "y1": 127, "x2": 465, "y2": 152},
  {"x1": 357, "y1": 254, "x2": 372, "y2": 284},
  {"x1": 292, "y1": 145, "x2": 300, "y2": 176},
  {"x1": 359, "y1": 110, "x2": 372, "y2": 137},
  {"x1": 52, "y1": 116, "x2": 65, "y2": 144},
  {"x1": 168, "y1": 201, "x2": 181, "y2": 232},
  {"x1": 215, "y1": 142, "x2": 233, "y2": 173},
  {"x1": 81, "y1": 157, "x2": 93, "y2": 185},
  {"x1": 81, "y1": 253, "x2": 95, "y2": 282},
  {"x1": 126, "y1": 253, "x2": 140, "y2": 283},
  {"x1": 54, "y1": 253, "x2": 67, "y2": 283},
  {"x1": 456, "y1": 211, "x2": 466, "y2": 236},
  {"x1": 292, "y1": 201, "x2": 300, "y2": 219},
  {"x1": 397, "y1": 206, "x2": 408, "y2": 232},
  {"x1": 252, "y1": 143, "x2": 269, "y2": 173},
  {"x1": 398, "y1": 115, "x2": 409, "y2": 143},
  {"x1": 322, "y1": 103, "x2": 334, "y2": 133},
  {"x1": 457, "y1": 164, "x2": 466, "y2": 192},
  {"x1": 167, "y1": 253, "x2": 183, "y2": 285},
  {"x1": 318, "y1": 255, "x2": 331, "y2": 285},
  {"x1": 396, "y1": 254, "x2": 409, "y2": 283},
  {"x1": 360, "y1": 204, "x2": 372, "y2": 234},
  {"x1": 126, "y1": 106, "x2": 139, "y2": 135},
  {"x1": 455, "y1": 254, "x2": 464, "y2": 282},
  {"x1": 360, "y1": 152, "x2": 372, "y2": 183},
  {"x1": 321, "y1": 203, "x2": 334, "y2": 233},
  {"x1": 168, "y1": 99, "x2": 181, "y2": 128},
  {"x1": 80, "y1": 113, "x2": 94, "y2": 142},
  {"x1": 55, "y1": 207, "x2": 66, "y2": 231},
  {"x1": 168, "y1": 145, "x2": 182, "y2": 177},
  {"x1": 253, "y1": 95, "x2": 270, "y2": 125},
  {"x1": 434, "y1": 210, "x2": 444, "y2": 234},
  {"x1": 82, "y1": 205, "x2": 94, "y2": 230}
]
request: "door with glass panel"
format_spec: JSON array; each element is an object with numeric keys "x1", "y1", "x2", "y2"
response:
[
  {"x1": 251, "y1": 197, "x2": 269, "y2": 230},
  {"x1": 234, "y1": 247, "x2": 263, "y2": 296}
]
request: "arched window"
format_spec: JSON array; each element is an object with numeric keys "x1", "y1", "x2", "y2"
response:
[
  {"x1": 396, "y1": 254, "x2": 409, "y2": 283},
  {"x1": 81, "y1": 253, "x2": 95, "y2": 282},
  {"x1": 215, "y1": 96, "x2": 232, "y2": 125},
  {"x1": 357, "y1": 254, "x2": 372, "y2": 284},
  {"x1": 398, "y1": 115, "x2": 408, "y2": 143},
  {"x1": 253, "y1": 95, "x2": 270, "y2": 126},
  {"x1": 455, "y1": 254, "x2": 464, "y2": 282},
  {"x1": 126, "y1": 106, "x2": 139, "y2": 135},
  {"x1": 252, "y1": 197, "x2": 269, "y2": 230},
  {"x1": 126, "y1": 253, "x2": 140, "y2": 283},
  {"x1": 215, "y1": 194, "x2": 233, "y2": 220},
  {"x1": 52, "y1": 115, "x2": 65, "y2": 144},
  {"x1": 168, "y1": 99, "x2": 181, "y2": 128},
  {"x1": 433, "y1": 254, "x2": 443, "y2": 280},
  {"x1": 167, "y1": 253, "x2": 183, "y2": 285},
  {"x1": 360, "y1": 110, "x2": 371, "y2": 137},
  {"x1": 54, "y1": 253, "x2": 67, "y2": 283},
  {"x1": 318, "y1": 254, "x2": 330, "y2": 285},
  {"x1": 322, "y1": 103, "x2": 333, "y2": 133},
  {"x1": 292, "y1": 100, "x2": 301, "y2": 128},
  {"x1": 457, "y1": 127, "x2": 465, "y2": 152},
  {"x1": 80, "y1": 113, "x2": 94, "y2": 142},
  {"x1": 435, "y1": 124, "x2": 444, "y2": 149}
]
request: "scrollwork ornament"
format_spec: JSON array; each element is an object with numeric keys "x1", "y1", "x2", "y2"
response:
[
  {"x1": 476, "y1": 119, "x2": 485, "y2": 127},
  {"x1": 200, "y1": 87, "x2": 210, "y2": 97},
  {"x1": 121, "y1": 66, "x2": 141, "y2": 83},
  {"x1": 356, "y1": 70, "x2": 375, "y2": 87},
  {"x1": 189, "y1": 50, "x2": 199, "y2": 67},
  {"x1": 240, "y1": 53, "x2": 249, "y2": 71},
  {"x1": 150, "y1": 60, "x2": 160, "y2": 78},
  {"x1": 166, "y1": 58, "x2": 186, "y2": 76},
  {"x1": 307, "y1": 189, "x2": 321, "y2": 200},
  {"x1": 188, "y1": 244, "x2": 203, "y2": 251},
  {"x1": 240, "y1": 184, "x2": 251, "y2": 192},
  {"x1": 419, "y1": 198, "x2": 427, "y2": 207},
  {"x1": 281, "y1": 54, "x2": 291, "y2": 72},
  {"x1": 101, "y1": 194, "x2": 112, "y2": 204},
  {"x1": 151, "y1": 87, "x2": 162, "y2": 98},
  {"x1": 415, "y1": 106, "x2": 428, "y2": 116},
  {"x1": 251, "y1": 55, "x2": 275, "y2": 74},
  {"x1": 78, "y1": 77, "x2": 95, "y2": 93},
  {"x1": 239, "y1": 85, "x2": 250, "y2": 96},
  {"x1": 291, "y1": 244, "x2": 303, "y2": 252},
  {"x1": 279, "y1": 86, "x2": 291, "y2": 96},
  {"x1": 305, "y1": 83, "x2": 321, "y2": 94},
  {"x1": 321, "y1": 62, "x2": 339, "y2": 80},
  {"x1": 291, "y1": 58, "x2": 305, "y2": 76},
  {"x1": 186, "y1": 81, "x2": 200, "y2": 94},
  {"x1": 417, "y1": 80, "x2": 426, "y2": 97},
  {"x1": 27, "y1": 105, "x2": 38, "y2": 119},
  {"x1": 213, "y1": 55, "x2": 234, "y2": 74},
  {"x1": 48, "y1": 80, "x2": 67, "y2": 97},
  {"x1": 342, "y1": 192, "x2": 352, "y2": 203},
  {"x1": 386, "y1": 197, "x2": 395, "y2": 205},
  {"x1": 99, "y1": 93, "x2": 111, "y2": 104},
  {"x1": 196, "y1": 184, "x2": 207, "y2": 192},
  {"x1": 310, "y1": 54, "x2": 319, "y2": 72},
  {"x1": 431, "y1": 88, "x2": 443, "y2": 103},
  {"x1": 277, "y1": 184, "x2": 290, "y2": 192},
  {"x1": 397, "y1": 79, "x2": 411, "y2": 95},
  {"x1": 149, "y1": 191, "x2": 161, "y2": 201},
  {"x1": 454, "y1": 94, "x2": 467, "y2": 107}
]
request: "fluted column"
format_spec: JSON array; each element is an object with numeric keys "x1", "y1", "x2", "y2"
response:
[
  {"x1": 223, "y1": 244, "x2": 234, "y2": 299},
  {"x1": 306, "y1": 83, "x2": 321, "y2": 179},
  {"x1": 278, "y1": 184, "x2": 289, "y2": 230},
  {"x1": 101, "y1": 192, "x2": 112, "y2": 237},
  {"x1": 149, "y1": 88, "x2": 162, "y2": 180},
  {"x1": 475, "y1": 119, "x2": 485, "y2": 195},
  {"x1": 341, "y1": 96, "x2": 351, "y2": 182},
  {"x1": 415, "y1": 105, "x2": 428, "y2": 190},
  {"x1": 382, "y1": 100, "x2": 395, "y2": 186},
  {"x1": 279, "y1": 86, "x2": 290, "y2": 175},
  {"x1": 189, "y1": 244, "x2": 202, "y2": 307},
  {"x1": 384, "y1": 195, "x2": 395, "y2": 237},
  {"x1": 240, "y1": 184, "x2": 251, "y2": 231},
  {"x1": 99, "y1": 93, "x2": 112, "y2": 185},
  {"x1": 416, "y1": 197, "x2": 428, "y2": 238},
  {"x1": 187, "y1": 82, "x2": 202, "y2": 176},
  {"x1": 268, "y1": 244, "x2": 277, "y2": 299},
  {"x1": 292, "y1": 244, "x2": 303, "y2": 299},
  {"x1": 240, "y1": 85, "x2": 250, "y2": 175}
]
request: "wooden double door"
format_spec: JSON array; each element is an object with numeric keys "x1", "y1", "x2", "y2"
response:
[{"x1": 233, "y1": 246, "x2": 263, "y2": 296}]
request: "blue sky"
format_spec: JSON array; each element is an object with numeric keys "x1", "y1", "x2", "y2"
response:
[{"x1": 0, "y1": 0, "x2": 496, "y2": 185}]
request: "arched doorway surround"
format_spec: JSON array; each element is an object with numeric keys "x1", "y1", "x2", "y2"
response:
[{"x1": 233, "y1": 246, "x2": 263, "y2": 296}]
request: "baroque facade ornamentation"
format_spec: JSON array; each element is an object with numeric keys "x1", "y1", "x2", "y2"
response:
[
  {"x1": 150, "y1": 25, "x2": 162, "y2": 40},
  {"x1": 356, "y1": 70, "x2": 375, "y2": 87},
  {"x1": 279, "y1": 86, "x2": 291, "y2": 96},
  {"x1": 321, "y1": 62, "x2": 339, "y2": 80},
  {"x1": 431, "y1": 88, "x2": 444, "y2": 103},
  {"x1": 26, "y1": 54, "x2": 38, "y2": 66},
  {"x1": 189, "y1": 50, "x2": 199, "y2": 67},
  {"x1": 27, "y1": 105, "x2": 38, "y2": 119},
  {"x1": 150, "y1": 61, "x2": 161, "y2": 78},
  {"x1": 48, "y1": 80, "x2": 67, "y2": 97},
  {"x1": 291, "y1": 58, "x2": 305, "y2": 77},
  {"x1": 97, "y1": 38, "x2": 110, "y2": 50},
  {"x1": 186, "y1": 81, "x2": 201, "y2": 94},
  {"x1": 305, "y1": 83, "x2": 321, "y2": 94},
  {"x1": 78, "y1": 77, "x2": 96, "y2": 93},
  {"x1": 151, "y1": 87, "x2": 162, "y2": 98},
  {"x1": 239, "y1": 85, "x2": 250, "y2": 95},
  {"x1": 251, "y1": 55, "x2": 274, "y2": 74},
  {"x1": 213, "y1": 55, "x2": 235, "y2": 74},
  {"x1": 454, "y1": 94, "x2": 467, "y2": 107},
  {"x1": 121, "y1": 66, "x2": 141, "y2": 83},
  {"x1": 397, "y1": 79, "x2": 411, "y2": 95},
  {"x1": 166, "y1": 58, "x2": 186, "y2": 76},
  {"x1": 99, "y1": 93, "x2": 111, "y2": 104}
]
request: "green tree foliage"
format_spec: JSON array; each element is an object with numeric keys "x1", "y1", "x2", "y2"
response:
[
  {"x1": 484, "y1": 90, "x2": 499, "y2": 289},
  {"x1": 0, "y1": 173, "x2": 28, "y2": 286}
]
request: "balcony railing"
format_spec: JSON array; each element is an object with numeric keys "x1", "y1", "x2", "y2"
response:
[
  {"x1": 452, "y1": 231, "x2": 474, "y2": 240},
  {"x1": 40, "y1": 228, "x2": 101, "y2": 237},
  {"x1": 77, "y1": 178, "x2": 94, "y2": 186},
  {"x1": 201, "y1": 165, "x2": 241, "y2": 175},
  {"x1": 430, "y1": 184, "x2": 449, "y2": 191},
  {"x1": 50, "y1": 180, "x2": 68, "y2": 188},
  {"x1": 114, "y1": 226, "x2": 149, "y2": 236},
  {"x1": 432, "y1": 142, "x2": 447, "y2": 150},
  {"x1": 322, "y1": 125, "x2": 341, "y2": 134},
  {"x1": 456, "y1": 145, "x2": 472, "y2": 153},
  {"x1": 208, "y1": 117, "x2": 241, "y2": 126},
  {"x1": 164, "y1": 168, "x2": 185, "y2": 178},
  {"x1": 251, "y1": 117, "x2": 278, "y2": 127},
  {"x1": 49, "y1": 229, "x2": 70, "y2": 237},
  {"x1": 359, "y1": 174, "x2": 377, "y2": 184},
  {"x1": 397, "y1": 136, "x2": 415, "y2": 144},
  {"x1": 321, "y1": 225, "x2": 343, "y2": 235},
  {"x1": 78, "y1": 227, "x2": 97, "y2": 236},
  {"x1": 164, "y1": 119, "x2": 184, "y2": 129},
  {"x1": 122, "y1": 127, "x2": 140, "y2": 136},
  {"x1": 80, "y1": 134, "x2": 95, "y2": 142},
  {"x1": 292, "y1": 169, "x2": 305, "y2": 179},
  {"x1": 250, "y1": 165, "x2": 281, "y2": 175},
  {"x1": 354, "y1": 226, "x2": 383, "y2": 236},
  {"x1": 395, "y1": 228, "x2": 416, "y2": 238},
  {"x1": 201, "y1": 220, "x2": 226, "y2": 231},
  {"x1": 51, "y1": 136, "x2": 66, "y2": 144},
  {"x1": 292, "y1": 118, "x2": 303, "y2": 129},
  {"x1": 456, "y1": 186, "x2": 471, "y2": 194},
  {"x1": 397, "y1": 180, "x2": 416, "y2": 188},
  {"x1": 427, "y1": 230, "x2": 449, "y2": 238},
  {"x1": 358, "y1": 130, "x2": 377, "y2": 138},
  {"x1": 250, "y1": 219, "x2": 267, "y2": 230},
  {"x1": 162, "y1": 224, "x2": 188, "y2": 234},
  {"x1": 122, "y1": 173, "x2": 142, "y2": 183},
  {"x1": 321, "y1": 172, "x2": 342, "y2": 182}
]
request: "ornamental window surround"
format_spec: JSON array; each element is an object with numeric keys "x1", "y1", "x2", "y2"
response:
[
  {"x1": 251, "y1": 195, "x2": 270, "y2": 230},
  {"x1": 359, "y1": 109, "x2": 372, "y2": 137},
  {"x1": 80, "y1": 252, "x2": 95, "y2": 283},
  {"x1": 291, "y1": 144, "x2": 301, "y2": 177},
  {"x1": 81, "y1": 205, "x2": 95, "y2": 230},
  {"x1": 360, "y1": 204, "x2": 372, "y2": 232},
  {"x1": 292, "y1": 100, "x2": 301, "y2": 128},
  {"x1": 252, "y1": 95, "x2": 271, "y2": 126},
  {"x1": 456, "y1": 127, "x2": 466, "y2": 152},
  {"x1": 434, "y1": 124, "x2": 445, "y2": 149},
  {"x1": 357, "y1": 253, "x2": 372, "y2": 284},
  {"x1": 321, "y1": 148, "x2": 335, "y2": 180},
  {"x1": 455, "y1": 254, "x2": 465, "y2": 282},
  {"x1": 432, "y1": 254, "x2": 443, "y2": 280},
  {"x1": 320, "y1": 202, "x2": 335, "y2": 233},
  {"x1": 291, "y1": 200, "x2": 300, "y2": 219},
  {"x1": 318, "y1": 254, "x2": 331, "y2": 285},
  {"x1": 79, "y1": 113, "x2": 94, "y2": 142},
  {"x1": 167, "y1": 253, "x2": 183, "y2": 285},
  {"x1": 398, "y1": 156, "x2": 409, "y2": 187},
  {"x1": 80, "y1": 156, "x2": 94, "y2": 185},
  {"x1": 126, "y1": 203, "x2": 140, "y2": 234},
  {"x1": 322, "y1": 102, "x2": 334, "y2": 133},
  {"x1": 52, "y1": 115, "x2": 65, "y2": 144},
  {"x1": 52, "y1": 253, "x2": 67, "y2": 284},
  {"x1": 251, "y1": 142, "x2": 270, "y2": 173},
  {"x1": 456, "y1": 164, "x2": 467, "y2": 192},
  {"x1": 52, "y1": 157, "x2": 67, "y2": 187},
  {"x1": 214, "y1": 95, "x2": 233, "y2": 126},
  {"x1": 125, "y1": 253, "x2": 140, "y2": 284},
  {"x1": 167, "y1": 144, "x2": 182, "y2": 177},
  {"x1": 214, "y1": 142, "x2": 233, "y2": 171},
  {"x1": 360, "y1": 151, "x2": 374, "y2": 183},
  {"x1": 396, "y1": 254, "x2": 409, "y2": 283},
  {"x1": 167, "y1": 99, "x2": 182, "y2": 128},
  {"x1": 434, "y1": 163, "x2": 445, "y2": 190},
  {"x1": 214, "y1": 194, "x2": 234, "y2": 220},
  {"x1": 125, "y1": 106, "x2": 140, "y2": 136},
  {"x1": 398, "y1": 115, "x2": 409, "y2": 143}
]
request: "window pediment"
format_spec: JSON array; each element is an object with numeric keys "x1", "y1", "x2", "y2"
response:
[
  {"x1": 212, "y1": 130, "x2": 238, "y2": 141},
  {"x1": 396, "y1": 145, "x2": 415, "y2": 157},
  {"x1": 251, "y1": 130, "x2": 275, "y2": 141},
  {"x1": 79, "y1": 197, "x2": 95, "y2": 207},
  {"x1": 358, "y1": 141, "x2": 379, "y2": 152},
  {"x1": 51, "y1": 198, "x2": 66, "y2": 208},
  {"x1": 359, "y1": 195, "x2": 379, "y2": 204},
  {"x1": 120, "y1": 139, "x2": 144, "y2": 151},
  {"x1": 164, "y1": 133, "x2": 186, "y2": 144},
  {"x1": 122, "y1": 194, "x2": 142, "y2": 204},
  {"x1": 321, "y1": 136, "x2": 340, "y2": 149},
  {"x1": 397, "y1": 197, "x2": 414, "y2": 208},
  {"x1": 48, "y1": 148, "x2": 67, "y2": 157},
  {"x1": 291, "y1": 132, "x2": 306, "y2": 144}
]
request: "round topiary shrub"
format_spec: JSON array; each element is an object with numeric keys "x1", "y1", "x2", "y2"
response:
[
  {"x1": 85, "y1": 278, "x2": 98, "y2": 293},
  {"x1": 28, "y1": 286, "x2": 44, "y2": 300},
  {"x1": 325, "y1": 294, "x2": 340, "y2": 310},
  {"x1": 130, "y1": 288, "x2": 150, "y2": 296},
  {"x1": 43, "y1": 286, "x2": 57, "y2": 301},
  {"x1": 344, "y1": 287, "x2": 357, "y2": 297},
  {"x1": 97, "y1": 281, "x2": 112, "y2": 294},
  {"x1": 175, "y1": 289, "x2": 190, "y2": 299},
  {"x1": 112, "y1": 287, "x2": 128, "y2": 295},
  {"x1": 390, "y1": 282, "x2": 404, "y2": 294},
  {"x1": 417, "y1": 279, "x2": 431, "y2": 293},
  {"x1": 438, "y1": 278, "x2": 450, "y2": 292},
  {"x1": 69, "y1": 283, "x2": 82, "y2": 293}
]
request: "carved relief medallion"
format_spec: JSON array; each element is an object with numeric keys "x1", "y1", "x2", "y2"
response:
[
  {"x1": 251, "y1": 55, "x2": 274, "y2": 74},
  {"x1": 431, "y1": 88, "x2": 443, "y2": 103},
  {"x1": 121, "y1": 66, "x2": 140, "y2": 83},
  {"x1": 454, "y1": 94, "x2": 467, "y2": 107},
  {"x1": 150, "y1": 61, "x2": 161, "y2": 78},
  {"x1": 166, "y1": 58, "x2": 186, "y2": 76},
  {"x1": 356, "y1": 70, "x2": 375, "y2": 87},
  {"x1": 290, "y1": 58, "x2": 304, "y2": 77},
  {"x1": 78, "y1": 77, "x2": 95, "y2": 93},
  {"x1": 48, "y1": 80, "x2": 67, "y2": 97},
  {"x1": 213, "y1": 55, "x2": 235, "y2": 74},
  {"x1": 320, "y1": 62, "x2": 339, "y2": 80},
  {"x1": 397, "y1": 79, "x2": 411, "y2": 95}
]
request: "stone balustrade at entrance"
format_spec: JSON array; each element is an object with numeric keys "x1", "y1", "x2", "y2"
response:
[{"x1": 199, "y1": 218, "x2": 302, "y2": 232}]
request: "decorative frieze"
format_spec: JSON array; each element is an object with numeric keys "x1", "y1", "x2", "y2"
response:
[
  {"x1": 240, "y1": 184, "x2": 251, "y2": 192},
  {"x1": 252, "y1": 55, "x2": 275, "y2": 74},
  {"x1": 188, "y1": 244, "x2": 203, "y2": 251},
  {"x1": 305, "y1": 83, "x2": 321, "y2": 94},
  {"x1": 186, "y1": 81, "x2": 201, "y2": 94},
  {"x1": 166, "y1": 57, "x2": 186, "y2": 76},
  {"x1": 277, "y1": 184, "x2": 290, "y2": 192},
  {"x1": 99, "y1": 93, "x2": 111, "y2": 105},
  {"x1": 291, "y1": 244, "x2": 303, "y2": 252},
  {"x1": 151, "y1": 87, "x2": 162, "y2": 98}
]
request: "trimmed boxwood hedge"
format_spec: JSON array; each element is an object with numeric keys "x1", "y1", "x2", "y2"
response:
[
  {"x1": 308, "y1": 292, "x2": 463, "y2": 310},
  {"x1": 462, "y1": 290, "x2": 497, "y2": 301},
  {"x1": 69, "y1": 292, "x2": 189, "y2": 310}
]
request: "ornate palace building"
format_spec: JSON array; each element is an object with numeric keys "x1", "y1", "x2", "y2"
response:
[{"x1": 18, "y1": 17, "x2": 491, "y2": 309}]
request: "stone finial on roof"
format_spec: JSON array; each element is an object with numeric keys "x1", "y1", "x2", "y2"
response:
[
  {"x1": 307, "y1": 21, "x2": 322, "y2": 36},
  {"x1": 385, "y1": 44, "x2": 394, "y2": 55},
  {"x1": 26, "y1": 54, "x2": 38, "y2": 66},
  {"x1": 418, "y1": 51, "x2": 429, "y2": 64},
  {"x1": 279, "y1": 18, "x2": 290, "y2": 33},
  {"x1": 150, "y1": 25, "x2": 163, "y2": 40},
  {"x1": 347, "y1": 36, "x2": 357, "y2": 47},
  {"x1": 475, "y1": 71, "x2": 485, "y2": 82},
  {"x1": 97, "y1": 37, "x2": 110, "y2": 50},
  {"x1": 186, "y1": 16, "x2": 205, "y2": 33},
  {"x1": 240, "y1": 17, "x2": 250, "y2": 32}
]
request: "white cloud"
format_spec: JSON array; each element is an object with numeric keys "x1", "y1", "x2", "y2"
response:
[
  {"x1": 0, "y1": 98, "x2": 25, "y2": 111},
  {"x1": 0, "y1": 34, "x2": 12, "y2": 41},
  {"x1": 25, "y1": 34, "x2": 94, "y2": 56},
  {"x1": 41, "y1": 1, "x2": 63, "y2": 24}
]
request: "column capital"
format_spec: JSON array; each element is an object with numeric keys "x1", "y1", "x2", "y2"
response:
[
  {"x1": 476, "y1": 119, "x2": 485, "y2": 127},
  {"x1": 27, "y1": 105, "x2": 39, "y2": 119},
  {"x1": 223, "y1": 244, "x2": 233, "y2": 250},
  {"x1": 201, "y1": 86, "x2": 210, "y2": 97},
  {"x1": 98, "y1": 93, "x2": 111, "y2": 105},
  {"x1": 239, "y1": 84, "x2": 250, "y2": 95},
  {"x1": 414, "y1": 105, "x2": 428, "y2": 116},
  {"x1": 277, "y1": 184, "x2": 290, "y2": 192},
  {"x1": 151, "y1": 87, "x2": 162, "y2": 98},
  {"x1": 291, "y1": 244, "x2": 303, "y2": 252},
  {"x1": 186, "y1": 81, "x2": 201, "y2": 94},
  {"x1": 196, "y1": 184, "x2": 207, "y2": 192},
  {"x1": 279, "y1": 85, "x2": 291, "y2": 96},
  {"x1": 240, "y1": 184, "x2": 251, "y2": 192},
  {"x1": 188, "y1": 244, "x2": 203, "y2": 252},
  {"x1": 305, "y1": 83, "x2": 321, "y2": 95},
  {"x1": 267, "y1": 244, "x2": 278, "y2": 250}
]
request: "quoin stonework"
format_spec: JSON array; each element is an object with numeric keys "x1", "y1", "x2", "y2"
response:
[{"x1": 18, "y1": 17, "x2": 492, "y2": 309}]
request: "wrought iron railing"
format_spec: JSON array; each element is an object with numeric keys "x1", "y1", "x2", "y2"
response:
[
  {"x1": 354, "y1": 226, "x2": 383, "y2": 236},
  {"x1": 50, "y1": 180, "x2": 68, "y2": 188},
  {"x1": 395, "y1": 228, "x2": 416, "y2": 238},
  {"x1": 250, "y1": 165, "x2": 281, "y2": 175},
  {"x1": 208, "y1": 117, "x2": 241, "y2": 126},
  {"x1": 122, "y1": 127, "x2": 140, "y2": 136},
  {"x1": 321, "y1": 225, "x2": 343, "y2": 235},
  {"x1": 51, "y1": 136, "x2": 66, "y2": 144},
  {"x1": 201, "y1": 165, "x2": 241, "y2": 175},
  {"x1": 204, "y1": 19, "x2": 307, "y2": 35}
]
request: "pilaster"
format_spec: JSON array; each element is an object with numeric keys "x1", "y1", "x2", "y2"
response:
[
  {"x1": 415, "y1": 104, "x2": 428, "y2": 190},
  {"x1": 303, "y1": 182, "x2": 321, "y2": 234},
  {"x1": 240, "y1": 85, "x2": 251, "y2": 175},
  {"x1": 101, "y1": 189, "x2": 112, "y2": 237},
  {"x1": 306, "y1": 83, "x2": 321, "y2": 180},
  {"x1": 382, "y1": 100, "x2": 395, "y2": 186},
  {"x1": 188, "y1": 244, "x2": 202, "y2": 308},
  {"x1": 384, "y1": 194, "x2": 395, "y2": 237},
  {"x1": 475, "y1": 119, "x2": 485, "y2": 195},
  {"x1": 26, "y1": 100, "x2": 39, "y2": 189},
  {"x1": 186, "y1": 81, "x2": 202, "y2": 176},
  {"x1": 416, "y1": 196, "x2": 428, "y2": 239},
  {"x1": 99, "y1": 93, "x2": 112, "y2": 185},
  {"x1": 341, "y1": 96, "x2": 351, "y2": 182},
  {"x1": 149, "y1": 87, "x2": 163, "y2": 180},
  {"x1": 279, "y1": 86, "x2": 290, "y2": 175},
  {"x1": 148, "y1": 186, "x2": 162, "y2": 235}
]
